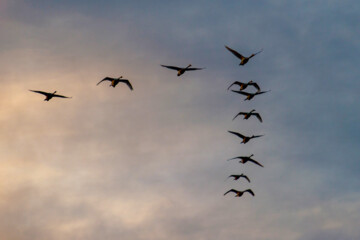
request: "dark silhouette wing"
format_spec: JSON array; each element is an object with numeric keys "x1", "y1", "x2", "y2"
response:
[
  {"x1": 118, "y1": 79, "x2": 133, "y2": 90},
  {"x1": 231, "y1": 90, "x2": 251, "y2": 96},
  {"x1": 29, "y1": 90, "x2": 49, "y2": 96},
  {"x1": 232, "y1": 112, "x2": 246, "y2": 121},
  {"x1": 224, "y1": 189, "x2": 238, "y2": 196},
  {"x1": 253, "y1": 113, "x2": 263, "y2": 122},
  {"x1": 227, "y1": 156, "x2": 240, "y2": 161},
  {"x1": 227, "y1": 81, "x2": 244, "y2": 90},
  {"x1": 185, "y1": 67, "x2": 205, "y2": 71},
  {"x1": 249, "y1": 49, "x2": 263, "y2": 58},
  {"x1": 161, "y1": 65, "x2": 182, "y2": 71},
  {"x1": 225, "y1": 45, "x2": 244, "y2": 60},
  {"x1": 251, "y1": 135, "x2": 264, "y2": 139},
  {"x1": 255, "y1": 90, "x2": 270, "y2": 95},
  {"x1": 97, "y1": 77, "x2": 113, "y2": 85},
  {"x1": 249, "y1": 82, "x2": 261, "y2": 92},
  {"x1": 241, "y1": 174, "x2": 251, "y2": 183},
  {"x1": 227, "y1": 175, "x2": 237, "y2": 180},
  {"x1": 53, "y1": 94, "x2": 71, "y2": 99},
  {"x1": 228, "y1": 131, "x2": 245, "y2": 139},
  {"x1": 244, "y1": 189, "x2": 255, "y2": 196},
  {"x1": 249, "y1": 159, "x2": 264, "y2": 167}
]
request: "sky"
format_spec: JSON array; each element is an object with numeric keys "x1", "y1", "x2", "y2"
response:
[{"x1": 1, "y1": 0, "x2": 360, "y2": 239}]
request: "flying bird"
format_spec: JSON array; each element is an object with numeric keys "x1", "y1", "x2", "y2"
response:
[
  {"x1": 225, "y1": 45, "x2": 263, "y2": 66},
  {"x1": 161, "y1": 64, "x2": 204, "y2": 76},
  {"x1": 232, "y1": 109, "x2": 263, "y2": 122},
  {"x1": 224, "y1": 189, "x2": 255, "y2": 197},
  {"x1": 226, "y1": 174, "x2": 251, "y2": 183},
  {"x1": 231, "y1": 90, "x2": 270, "y2": 101},
  {"x1": 97, "y1": 76, "x2": 133, "y2": 90},
  {"x1": 227, "y1": 154, "x2": 264, "y2": 167},
  {"x1": 29, "y1": 90, "x2": 72, "y2": 101},
  {"x1": 227, "y1": 80, "x2": 260, "y2": 92},
  {"x1": 228, "y1": 130, "x2": 264, "y2": 144}
]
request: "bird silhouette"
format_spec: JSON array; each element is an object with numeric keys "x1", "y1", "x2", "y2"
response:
[
  {"x1": 232, "y1": 109, "x2": 262, "y2": 122},
  {"x1": 161, "y1": 64, "x2": 204, "y2": 76},
  {"x1": 227, "y1": 154, "x2": 264, "y2": 167},
  {"x1": 227, "y1": 80, "x2": 260, "y2": 92},
  {"x1": 228, "y1": 131, "x2": 264, "y2": 144},
  {"x1": 231, "y1": 90, "x2": 270, "y2": 101},
  {"x1": 29, "y1": 90, "x2": 72, "y2": 101},
  {"x1": 224, "y1": 189, "x2": 255, "y2": 197},
  {"x1": 226, "y1": 174, "x2": 251, "y2": 182},
  {"x1": 97, "y1": 76, "x2": 133, "y2": 90},
  {"x1": 225, "y1": 45, "x2": 263, "y2": 66}
]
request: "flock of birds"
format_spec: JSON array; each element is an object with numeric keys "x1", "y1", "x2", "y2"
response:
[
  {"x1": 223, "y1": 45, "x2": 269, "y2": 199},
  {"x1": 28, "y1": 45, "x2": 267, "y2": 199}
]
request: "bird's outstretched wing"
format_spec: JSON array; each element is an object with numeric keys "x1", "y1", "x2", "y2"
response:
[
  {"x1": 225, "y1": 45, "x2": 244, "y2": 60},
  {"x1": 227, "y1": 81, "x2": 244, "y2": 90},
  {"x1": 185, "y1": 67, "x2": 205, "y2": 71},
  {"x1": 249, "y1": 82, "x2": 261, "y2": 92},
  {"x1": 251, "y1": 49, "x2": 263, "y2": 57},
  {"x1": 227, "y1": 156, "x2": 240, "y2": 161},
  {"x1": 255, "y1": 90, "x2": 270, "y2": 95},
  {"x1": 244, "y1": 189, "x2": 255, "y2": 196},
  {"x1": 232, "y1": 112, "x2": 246, "y2": 121},
  {"x1": 226, "y1": 175, "x2": 237, "y2": 180},
  {"x1": 231, "y1": 90, "x2": 251, "y2": 96},
  {"x1": 161, "y1": 65, "x2": 182, "y2": 71},
  {"x1": 228, "y1": 131, "x2": 246, "y2": 139},
  {"x1": 241, "y1": 174, "x2": 251, "y2": 183},
  {"x1": 97, "y1": 77, "x2": 113, "y2": 85},
  {"x1": 224, "y1": 189, "x2": 238, "y2": 196},
  {"x1": 53, "y1": 94, "x2": 71, "y2": 99},
  {"x1": 248, "y1": 159, "x2": 264, "y2": 167},
  {"x1": 118, "y1": 79, "x2": 133, "y2": 90},
  {"x1": 251, "y1": 134, "x2": 264, "y2": 139},
  {"x1": 253, "y1": 113, "x2": 263, "y2": 122},
  {"x1": 29, "y1": 90, "x2": 49, "y2": 96}
]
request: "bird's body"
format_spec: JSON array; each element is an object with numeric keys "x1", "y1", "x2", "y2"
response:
[
  {"x1": 228, "y1": 130, "x2": 264, "y2": 144},
  {"x1": 224, "y1": 189, "x2": 255, "y2": 197},
  {"x1": 231, "y1": 90, "x2": 270, "y2": 101},
  {"x1": 232, "y1": 109, "x2": 263, "y2": 122},
  {"x1": 97, "y1": 76, "x2": 133, "y2": 90},
  {"x1": 161, "y1": 64, "x2": 204, "y2": 76},
  {"x1": 227, "y1": 174, "x2": 251, "y2": 182},
  {"x1": 227, "y1": 80, "x2": 260, "y2": 92},
  {"x1": 29, "y1": 90, "x2": 71, "y2": 101},
  {"x1": 227, "y1": 154, "x2": 264, "y2": 167},
  {"x1": 225, "y1": 45, "x2": 263, "y2": 66}
]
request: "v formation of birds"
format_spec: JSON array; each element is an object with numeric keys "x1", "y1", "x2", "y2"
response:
[{"x1": 28, "y1": 45, "x2": 266, "y2": 199}]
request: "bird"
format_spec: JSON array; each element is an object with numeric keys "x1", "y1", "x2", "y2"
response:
[
  {"x1": 226, "y1": 174, "x2": 251, "y2": 183},
  {"x1": 231, "y1": 89, "x2": 270, "y2": 101},
  {"x1": 227, "y1": 154, "x2": 264, "y2": 167},
  {"x1": 160, "y1": 64, "x2": 204, "y2": 76},
  {"x1": 225, "y1": 45, "x2": 263, "y2": 66},
  {"x1": 224, "y1": 189, "x2": 255, "y2": 197},
  {"x1": 29, "y1": 90, "x2": 72, "y2": 101},
  {"x1": 228, "y1": 130, "x2": 264, "y2": 144},
  {"x1": 97, "y1": 76, "x2": 133, "y2": 90},
  {"x1": 232, "y1": 109, "x2": 263, "y2": 122},
  {"x1": 227, "y1": 80, "x2": 261, "y2": 92}
]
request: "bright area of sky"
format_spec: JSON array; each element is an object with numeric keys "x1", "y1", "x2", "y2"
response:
[{"x1": 1, "y1": 1, "x2": 360, "y2": 239}]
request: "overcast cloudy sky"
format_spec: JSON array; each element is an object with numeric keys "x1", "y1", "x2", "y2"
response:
[{"x1": 1, "y1": 1, "x2": 360, "y2": 240}]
